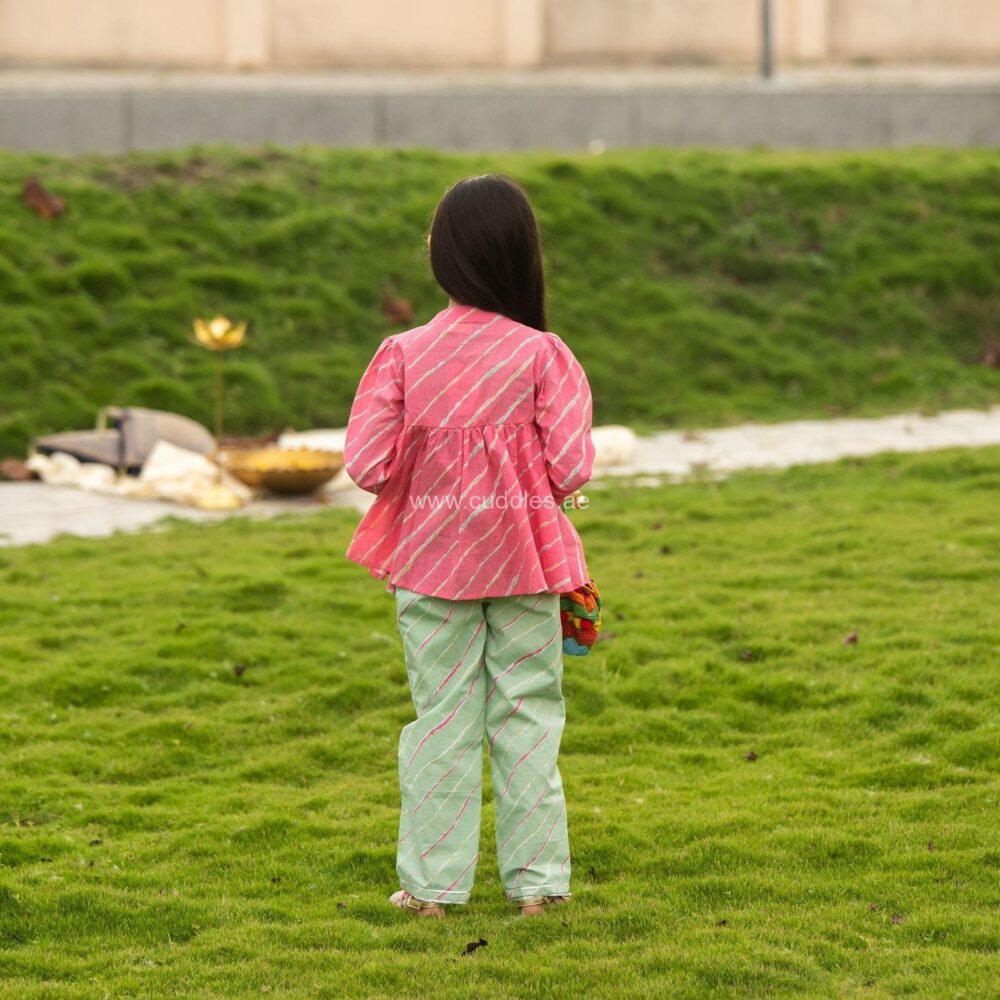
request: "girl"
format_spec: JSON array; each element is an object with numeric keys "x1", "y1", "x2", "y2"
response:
[{"x1": 343, "y1": 174, "x2": 594, "y2": 918}]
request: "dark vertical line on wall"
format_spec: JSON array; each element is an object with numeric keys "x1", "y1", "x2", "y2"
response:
[{"x1": 761, "y1": 0, "x2": 775, "y2": 80}]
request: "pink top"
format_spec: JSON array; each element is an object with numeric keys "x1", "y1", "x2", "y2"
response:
[{"x1": 343, "y1": 305, "x2": 595, "y2": 600}]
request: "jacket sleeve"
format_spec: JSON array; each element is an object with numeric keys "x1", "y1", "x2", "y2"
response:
[
  {"x1": 534, "y1": 333, "x2": 595, "y2": 503},
  {"x1": 343, "y1": 337, "x2": 404, "y2": 494}
]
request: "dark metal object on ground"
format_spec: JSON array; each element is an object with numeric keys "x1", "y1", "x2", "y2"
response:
[{"x1": 33, "y1": 407, "x2": 215, "y2": 474}]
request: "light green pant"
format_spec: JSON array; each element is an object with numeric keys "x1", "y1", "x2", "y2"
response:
[{"x1": 394, "y1": 586, "x2": 571, "y2": 904}]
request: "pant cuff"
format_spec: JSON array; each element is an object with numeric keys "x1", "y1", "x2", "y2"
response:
[
  {"x1": 399, "y1": 878, "x2": 470, "y2": 905},
  {"x1": 505, "y1": 882, "x2": 571, "y2": 902}
]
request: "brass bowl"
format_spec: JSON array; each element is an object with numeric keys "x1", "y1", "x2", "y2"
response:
[{"x1": 217, "y1": 446, "x2": 344, "y2": 496}]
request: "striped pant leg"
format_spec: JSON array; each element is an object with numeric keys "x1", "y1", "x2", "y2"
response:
[
  {"x1": 394, "y1": 586, "x2": 488, "y2": 905},
  {"x1": 483, "y1": 592, "x2": 571, "y2": 901}
]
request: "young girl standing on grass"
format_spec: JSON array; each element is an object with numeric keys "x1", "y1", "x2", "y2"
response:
[{"x1": 343, "y1": 175, "x2": 594, "y2": 918}]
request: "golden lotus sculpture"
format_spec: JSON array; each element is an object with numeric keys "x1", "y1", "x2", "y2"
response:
[
  {"x1": 188, "y1": 316, "x2": 343, "y2": 496},
  {"x1": 217, "y1": 446, "x2": 344, "y2": 496},
  {"x1": 193, "y1": 316, "x2": 247, "y2": 352},
  {"x1": 189, "y1": 315, "x2": 247, "y2": 442}
]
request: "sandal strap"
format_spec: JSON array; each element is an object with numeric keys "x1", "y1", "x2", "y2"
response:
[
  {"x1": 405, "y1": 893, "x2": 444, "y2": 911},
  {"x1": 515, "y1": 894, "x2": 569, "y2": 908},
  {"x1": 516, "y1": 895, "x2": 546, "y2": 908}
]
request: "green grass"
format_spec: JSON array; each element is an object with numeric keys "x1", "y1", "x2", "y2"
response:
[
  {"x1": 2, "y1": 147, "x2": 999, "y2": 457},
  {"x1": 1, "y1": 447, "x2": 998, "y2": 998}
]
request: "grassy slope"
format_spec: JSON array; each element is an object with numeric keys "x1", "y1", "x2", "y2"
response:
[
  {"x1": 1, "y1": 148, "x2": 999, "y2": 457},
  {"x1": 1, "y1": 448, "x2": 998, "y2": 998}
]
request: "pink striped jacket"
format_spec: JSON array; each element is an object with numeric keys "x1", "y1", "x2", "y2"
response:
[{"x1": 343, "y1": 304, "x2": 595, "y2": 600}]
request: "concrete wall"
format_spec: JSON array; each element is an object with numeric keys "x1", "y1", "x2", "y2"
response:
[
  {"x1": 0, "y1": 0, "x2": 997, "y2": 69},
  {"x1": 2, "y1": 77, "x2": 998, "y2": 153}
]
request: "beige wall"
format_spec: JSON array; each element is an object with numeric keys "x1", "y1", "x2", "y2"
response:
[
  {"x1": 272, "y1": 0, "x2": 503, "y2": 68},
  {"x1": 546, "y1": 0, "x2": 760, "y2": 63},
  {"x1": 0, "y1": 0, "x2": 224, "y2": 67},
  {"x1": 0, "y1": 0, "x2": 996, "y2": 69},
  {"x1": 829, "y1": 0, "x2": 1000, "y2": 61},
  {"x1": 545, "y1": 0, "x2": 1000, "y2": 64}
]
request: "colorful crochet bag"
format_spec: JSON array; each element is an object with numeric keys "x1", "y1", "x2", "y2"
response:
[{"x1": 560, "y1": 578, "x2": 602, "y2": 657}]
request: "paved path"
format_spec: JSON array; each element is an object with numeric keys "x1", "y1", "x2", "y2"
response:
[
  {"x1": 2, "y1": 406, "x2": 999, "y2": 548},
  {"x1": 0, "y1": 482, "x2": 366, "y2": 548},
  {"x1": 0, "y1": 484, "x2": 214, "y2": 547},
  {"x1": 602, "y1": 406, "x2": 1000, "y2": 480}
]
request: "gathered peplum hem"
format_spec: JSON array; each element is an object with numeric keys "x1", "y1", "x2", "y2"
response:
[{"x1": 346, "y1": 422, "x2": 590, "y2": 600}]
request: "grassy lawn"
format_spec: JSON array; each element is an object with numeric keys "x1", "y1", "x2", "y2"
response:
[
  {"x1": 0, "y1": 447, "x2": 997, "y2": 998},
  {"x1": 2, "y1": 147, "x2": 999, "y2": 457}
]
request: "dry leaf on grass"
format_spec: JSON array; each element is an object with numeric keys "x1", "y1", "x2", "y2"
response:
[
  {"x1": 23, "y1": 176, "x2": 65, "y2": 219},
  {"x1": 977, "y1": 343, "x2": 1000, "y2": 368},
  {"x1": 382, "y1": 291, "x2": 414, "y2": 326}
]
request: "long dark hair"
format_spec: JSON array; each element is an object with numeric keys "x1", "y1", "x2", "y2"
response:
[{"x1": 429, "y1": 174, "x2": 547, "y2": 332}]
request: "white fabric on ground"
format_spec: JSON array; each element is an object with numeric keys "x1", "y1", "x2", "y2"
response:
[{"x1": 26, "y1": 442, "x2": 252, "y2": 509}]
